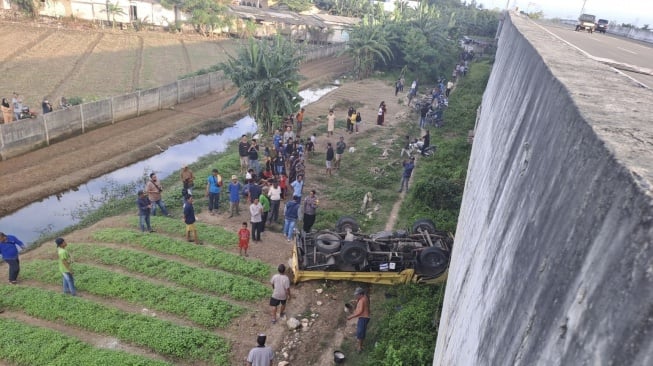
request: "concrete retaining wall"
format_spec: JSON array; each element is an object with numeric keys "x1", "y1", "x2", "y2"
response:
[
  {"x1": 434, "y1": 13, "x2": 653, "y2": 366},
  {"x1": 0, "y1": 43, "x2": 346, "y2": 160},
  {"x1": 609, "y1": 25, "x2": 653, "y2": 44}
]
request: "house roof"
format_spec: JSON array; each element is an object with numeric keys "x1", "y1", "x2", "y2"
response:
[{"x1": 309, "y1": 13, "x2": 360, "y2": 26}]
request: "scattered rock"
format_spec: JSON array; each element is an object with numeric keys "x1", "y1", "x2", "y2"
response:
[
  {"x1": 315, "y1": 288, "x2": 323, "y2": 294},
  {"x1": 316, "y1": 301, "x2": 323, "y2": 306},
  {"x1": 286, "y1": 317, "x2": 301, "y2": 330},
  {"x1": 278, "y1": 362, "x2": 290, "y2": 366}
]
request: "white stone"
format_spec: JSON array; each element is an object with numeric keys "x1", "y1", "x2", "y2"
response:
[
  {"x1": 286, "y1": 317, "x2": 301, "y2": 330},
  {"x1": 316, "y1": 301, "x2": 323, "y2": 306},
  {"x1": 278, "y1": 362, "x2": 290, "y2": 366},
  {"x1": 316, "y1": 288, "x2": 324, "y2": 294}
]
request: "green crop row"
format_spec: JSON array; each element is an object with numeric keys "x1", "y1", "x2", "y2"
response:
[
  {"x1": 0, "y1": 285, "x2": 229, "y2": 364},
  {"x1": 21, "y1": 260, "x2": 243, "y2": 328},
  {"x1": 0, "y1": 318, "x2": 172, "y2": 366},
  {"x1": 131, "y1": 216, "x2": 239, "y2": 248},
  {"x1": 91, "y1": 228, "x2": 272, "y2": 279},
  {"x1": 70, "y1": 243, "x2": 270, "y2": 301}
]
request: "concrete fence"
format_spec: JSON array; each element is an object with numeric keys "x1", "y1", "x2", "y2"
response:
[{"x1": 0, "y1": 43, "x2": 346, "y2": 160}]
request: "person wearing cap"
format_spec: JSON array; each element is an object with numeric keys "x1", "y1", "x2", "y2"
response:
[
  {"x1": 347, "y1": 287, "x2": 370, "y2": 352},
  {"x1": 0, "y1": 232, "x2": 25, "y2": 284},
  {"x1": 136, "y1": 190, "x2": 154, "y2": 232},
  {"x1": 228, "y1": 175, "x2": 242, "y2": 218},
  {"x1": 398, "y1": 157, "x2": 415, "y2": 193},
  {"x1": 283, "y1": 196, "x2": 300, "y2": 242},
  {"x1": 183, "y1": 195, "x2": 200, "y2": 244},
  {"x1": 55, "y1": 238, "x2": 77, "y2": 296},
  {"x1": 180, "y1": 165, "x2": 195, "y2": 191},
  {"x1": 206, "y1": 169, "x2": 223, "y2": 215},
  {"x1": 270, "y1": 264, "x2": 290, "y2": 324},
  {"x1": 246, "y1": 333, "x2": 274, "y2": 366}
]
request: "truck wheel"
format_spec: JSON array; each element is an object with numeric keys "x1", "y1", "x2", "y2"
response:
[
  {"x1": 341, "y1": 242, "x2": 367, "y2": 265},
  {"x1": 336, "y1": 216, "x2": 360, "y2": 233},
  {"x1": 417, "y1": 247, "x2": 449, "y2": 276},
  {"x1": 412, "y1": 219, "x2": 436, "y2": 234},
  {"x1": 315, "y1": 232, "x2": 341, "y2": 254}
]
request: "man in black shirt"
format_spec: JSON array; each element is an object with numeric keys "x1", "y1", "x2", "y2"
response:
[{"x1": 239, "y1": 135, "x2": 250, "y2": 174}]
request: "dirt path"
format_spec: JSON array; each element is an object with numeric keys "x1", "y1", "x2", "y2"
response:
[{"x1": 0, "y1": 56, "x2": 352, "y2": 217}]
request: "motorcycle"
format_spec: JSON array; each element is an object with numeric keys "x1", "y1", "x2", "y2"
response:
[
  {"x1": 409, "y1": 140, "x2": 437, "y2": 157},
  {"x1": 18, "y1": 106, "x2": 37, "y2": 120}
]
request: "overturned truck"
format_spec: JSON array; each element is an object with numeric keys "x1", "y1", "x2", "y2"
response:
[{"x1": 291, "y1": 217, "x2": 453, "y2": 284}]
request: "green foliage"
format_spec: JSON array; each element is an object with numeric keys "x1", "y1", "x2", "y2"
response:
[
  {"x1": 0, "y1": 285, "x2": 230, "y2": 364},
  {"x1": 91, "y1": 228, "x2": 272, "y2": 279},
  {"x1": 343, "y1": 22, "x2": 394, "y2": 79},
  {"x1": 161, "y1": 0, "x2": 229, "y2": 36},
  {"x1": 136, "y1": 216, "x2": 239, "y2": 247},
  {"x1": 365, "y1": 285, "x2": 444, "y2": 366},
  {"x1": 219, "y1": 36, "x2": 304, "y2": 133},
  {"x1": 71, "y1": 243, "x2": 270, "y2": 301},
  {"x1": 67, "y1": 96, "x2": 84, "y2": 106},
  {"x1": 0, "y1": 318, "x2": 172, "y2": 366},
  {"x1": 397, "y1": 61, "x2": 491, "y2": 233},
  {"x1": 14, "y1": 0, "x2": 39, "y2": 16},
  {"x1": 21, "y1": 260, "x2": 244, "y2": 328},
  {"x1": 278, "y1": 0, "x2": 313, "y2": 12}
]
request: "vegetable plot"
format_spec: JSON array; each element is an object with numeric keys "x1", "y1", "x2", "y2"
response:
[{"x1": 130, "y1": 216, "x2": 238, "y2": 248}]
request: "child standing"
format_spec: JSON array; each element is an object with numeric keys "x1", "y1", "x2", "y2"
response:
[
  {"x1": 184, "y1": 195, "x2": 200, "y2": 244},
  {"x1": 238, "y1": 222, "x2": 250, "y2": 257}
]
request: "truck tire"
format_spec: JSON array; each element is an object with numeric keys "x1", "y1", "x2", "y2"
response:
[
  {"x1": 412, "y1": 219, "x2": 436, "y2": 234},
  {"x1": 341, "y1": 241, "x2": 367, "y2": 265},
  {"x1": 417, "y1": 247, "x2": 449, "y2": 276},
  {"x1": 315, "y1": 232, "x2": 341, "y2": 254},
  {"x1": 336, "y1": 216, "x2": 360, "y2": 233}
]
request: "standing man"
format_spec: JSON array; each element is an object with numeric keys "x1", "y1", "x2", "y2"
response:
[
  {"x1": 283, "y1": 126, "x2": 295, "y2": 146},
  {"x1": 326, "y1": 110, "x2": 335, "y2": 137},
  {"x1": 302, "y1": 190, "x2": 319, "y2": 233},
  {"x1": 180, "y1": 165, "x2": 195, "y2": 192},
  {"x1": 325, "y1": 142, "x2": 334, "y2": 176},
  {"x1": 42, "y1": 98, "x2": 53, "y2": 114},
  {"x1": 247, "y1": 334, "x2": 274, "y2": 366},
  {"x1": 420, "y1": 103, "x2": 430, "y2": 129},
  {"x1": 295, "y1": 108, "x2": 305, "y2": 136},
  {"x1": 137, "y1": 190, "x2": 154, "y2": 232},
  {"x1": 446, "y1": 80, "x2": 454, "y2": 98},
  {"x1": 290, "y1": 175, "x2": 304, "y2": 200},
  {"x1": 12, "y1": 93, "x2": 22, "y2": 121},
  {"x1": 206, "y1": 169, "x2": 222, "y2": 215},
  {"x1": 347, "y1": 287, "x2": 371, "y2": 352},
  {"x1": 0, "y1": 232, "x2": 25, "y2": 284},
  {"x1": 398, "y1": 157, "x2": 415, "y2": 193},
  {"x1": 250, "y1": 197, "x2": 263, "y2": 242},
  {"x1": 228, "y1": 175, "x2": 242, "y2": 218},
  {"x1": 248, "y1": 139, "x2": 261, "y2": 176},
  {"x1": 55, "y1": 238, "x2": 76, "y2": 296},
  {"x1": 259, "y1": 189, "x2": 270, "y2": 232},
  {"x1": 270, "y1": 264, "x2": 291, "y2": 324},
  {"x1": 184, "y1": 195, "x2": 200, "y2": 244},
  {"x1": 421, "y1": 130, "x2": 431, "y2": 156},
  {"x1": 268, "y1": 180, "x2": 282, "y2": 224},
  {"x1": 146, "y1": 173, "x2": 169, "y2": 217},
  {"x1": 335, "y1": 136, "x2": 346, "y2": 170},
  {"x1": 283, "y1": 196, "x2": 300, "y2": 242},
  {"x1": 239, "y1": 135, "x2": 250, "y2": 174}
]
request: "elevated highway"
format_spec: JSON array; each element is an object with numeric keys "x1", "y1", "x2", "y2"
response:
[{"x1": 434, "y1": 12, "x2": 653, "y2": 366}]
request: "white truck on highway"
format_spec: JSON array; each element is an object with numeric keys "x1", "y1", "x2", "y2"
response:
[{"x1": 575, "y1": 14, "x2": 596, "y2": 33}]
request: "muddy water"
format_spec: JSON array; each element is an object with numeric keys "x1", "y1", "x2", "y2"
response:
[{"x1": 0, "y1": 86, "x2": 337, "y2": 246}]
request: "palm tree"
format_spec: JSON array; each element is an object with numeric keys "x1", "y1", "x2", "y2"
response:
[
  {"x1": 219, "y1": 37, "x2": 305, "y2": 133},
  {"x1": 102, "y1": 1, "x2": 127, "y2": 29},
  {"x1": 343, "y1": 22, "x2": 393, "y2": 79}
]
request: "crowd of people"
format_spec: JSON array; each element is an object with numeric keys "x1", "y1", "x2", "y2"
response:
[{"x1": 0, "y1": 94, "x2": 74, "y2": 123}]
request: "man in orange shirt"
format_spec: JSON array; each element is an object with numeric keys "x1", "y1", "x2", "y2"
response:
[
  {"x1": 295, "y1": 108, "x2": 305, "y2": 136},
  {"x1": 347, "y1": 287, "x2": 370, "y2": 352}
]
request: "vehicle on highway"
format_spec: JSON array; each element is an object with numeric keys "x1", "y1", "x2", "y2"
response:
[
  {"x1": 596, "y1": 19, "x2": 609, "y2": 34},
  {"x1": 575, "y1": 14, "x2": 596, "y2": 33},
  {"x1": 291, "y1": 217, "x2": 453, "y2": 284}
]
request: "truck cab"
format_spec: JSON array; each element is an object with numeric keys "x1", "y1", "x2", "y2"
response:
[{"x1": 575, "y1": 13, "x2": 596, "y2": 33}]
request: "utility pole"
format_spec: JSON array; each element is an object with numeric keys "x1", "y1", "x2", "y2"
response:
[{"x1": 580, "y1": 0, "x2": 588, "y2": 15}]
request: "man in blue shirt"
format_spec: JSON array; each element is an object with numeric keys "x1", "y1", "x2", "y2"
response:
[
  {"x1": 0, "y1": 232, "x2": 25, "y2": 284},
  {"x1": 291, "y1": 175, "x2": 304, "y2": 199},
  {"x1": 398, "y1": 157, "x2": 415, "y2": 193},
  {"x1": 283, "y1": 197, "x2": 301, "y2": 242},
  {"x1": 206, "y1": 169, "x2": 222, "y2": 215}
]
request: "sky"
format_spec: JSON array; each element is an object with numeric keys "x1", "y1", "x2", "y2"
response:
[{"x1": 474, "y1": 0, "x2": 653, "y2": 26}]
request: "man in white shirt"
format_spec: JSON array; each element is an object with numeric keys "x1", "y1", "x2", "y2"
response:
[
  {"x1": 247, "y1": 334, "x2": 274, "y2": 366},
  {"x1": 270, "y1": 264, "x2": 290, "y2": 324}
]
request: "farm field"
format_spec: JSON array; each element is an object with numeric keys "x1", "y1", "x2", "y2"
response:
[{"x1": 0, "y1": 21, "x2": 239, "y2": 109}]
